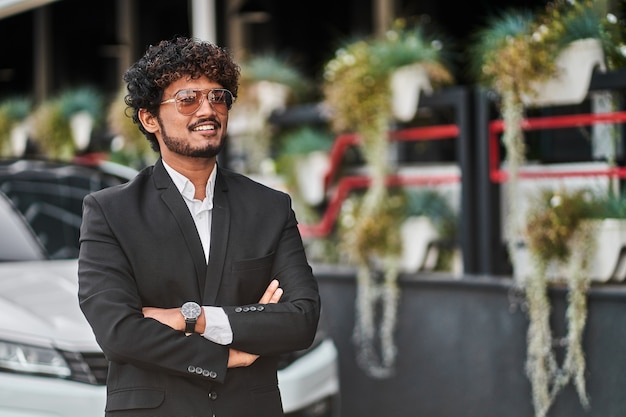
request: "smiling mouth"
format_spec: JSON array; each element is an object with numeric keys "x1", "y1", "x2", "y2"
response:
[{"x1": 192, "y1": 124, "x2": 216, "y2": 132}]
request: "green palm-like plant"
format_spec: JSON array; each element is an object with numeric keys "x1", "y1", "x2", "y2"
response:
[
  {"x1": 58, "y1": 87, "x2": 104, "y2": 122},
  {"x1": 239, "y1": 53, "x2": 310, "y2": 101}
]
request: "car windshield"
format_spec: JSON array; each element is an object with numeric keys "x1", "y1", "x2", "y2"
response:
[
  {"x1": 0, "y1": 159, "x2": 135, "y2": 260},
  {"x1": 0, "y1": 191, "x2": 47, "y2": 262}
]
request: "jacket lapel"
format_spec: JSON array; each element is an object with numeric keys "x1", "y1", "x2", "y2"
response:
[
  {"x1": 203, "y1": 169, "x2": 230, "y2": 305},
  {"x1": 153, "y1": 159, "x2": 207, "y2": 297}
]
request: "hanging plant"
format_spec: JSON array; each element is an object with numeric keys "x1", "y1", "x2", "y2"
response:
[
  {"x1": 470, "y1": 0, "x2": 626, "y2": 267},
  {"x1": 231, "y1": 53, "x2": 310, "y2": 174},
  {"x1": 404, "y1": 188, "x2": 459, "y2": 271},
  {"x1": 107, "y1": 86, "x2": 155, "y2": 168},
  {"x1": 31, "y1": 99, "x2": 74, "y2": 160},
  {"x1": 324, "y1": 17, "x2": 452, "y2": 378},
  {"x1": 275, "y1": 126, "x2": 334, "y2": 208},
  {"x1": 470, "y1": 2, "x2": 626, "y2": 416},
  {"x1": 470, "y1": 9, "x2": 554, "y2": 272},
  {"x1": 31, "y1": 87, "x2": 104, "y2": 160},
  {"x1": 523, "y1": 188, "x2": 604, "y2": 417},
  {"x1": 0, "y1": 96, "x2": 32, "y2": 157},
  {"x1": 239, "y1": 53, "x2": 310, "y2": 98}
]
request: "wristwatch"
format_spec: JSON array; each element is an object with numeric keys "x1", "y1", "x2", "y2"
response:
[{"x1": 181, "y1": 301, "x2": 202, "y2": 334}]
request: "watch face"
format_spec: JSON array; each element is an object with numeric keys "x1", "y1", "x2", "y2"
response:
[{"x1": 181, "y1": 301, "x2": 201, "y2": 319}]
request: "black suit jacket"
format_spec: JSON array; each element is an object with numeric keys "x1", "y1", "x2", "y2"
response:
[{"x1": 78, "y1": 159, "x2": 320, "y2": 417}]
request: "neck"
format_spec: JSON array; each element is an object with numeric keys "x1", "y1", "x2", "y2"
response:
[{"x1": 162, "y1": 154, "x2": 216, "y2": 200}]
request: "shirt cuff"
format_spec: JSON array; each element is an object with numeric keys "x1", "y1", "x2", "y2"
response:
[{"x1": 201, "y1": 306, "x2": 233, "y2": 345}]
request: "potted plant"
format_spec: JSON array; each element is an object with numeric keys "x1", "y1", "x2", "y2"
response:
[
  {"x1": 400, "y1": 188, "x2": 459, "y2": 273},
  {"x1": 522, "y1": 0, "x2": 626, "y2": 106},
  {"x1": 470, "y1": 0, "x2": 626, "y2": 269},
  {"x1": 274, "y1": 126, "x2": 334, "y2": 208},
  {"x1": 0, "y1": 96, "x2": 32, "y2": 157},
  {"x1": 517, "y1": 187, "x2": 626, "y2": 417},
  {"x1": 323, "y1": 17, "x2": 453, "y2": 378},
  {"x1": 31, "y1": 87, "x2": 104, "y2": 160},
  {"x1": 228, "y1": 53, "x2": 310, "y2": 175},
  {"x1": 470, "y1": 2, "x2": 626, "y2": 416},
  {"x1": 107, "y1": 86, "x2": 155, "y2": 169}
]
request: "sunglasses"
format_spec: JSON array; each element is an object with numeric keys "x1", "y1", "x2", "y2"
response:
[{"x1": 160, "y1": 88, "x2": 234, "y2": 115}]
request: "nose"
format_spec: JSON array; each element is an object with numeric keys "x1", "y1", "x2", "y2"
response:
[{"x1": 195, "y1": 94, "x2": 217, "y2": 116}]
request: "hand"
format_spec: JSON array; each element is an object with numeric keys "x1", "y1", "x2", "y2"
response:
[
  {"x1": 142, "y1": 307, "x2": 184, "y2": 331},
  {"x1": 227, "y1": 280, "x2": 282, "y2": 368},
  {"x1": 228, "y1": 348, "x2": 259, "y2": 368},
  {"x1": 259, "y1": 279, "x2": 283, "y2": 304}
]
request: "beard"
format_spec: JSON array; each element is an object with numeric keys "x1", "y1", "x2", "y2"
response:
[{"x1": 157, "y1": 116, "x2": 226, "y2": 158}]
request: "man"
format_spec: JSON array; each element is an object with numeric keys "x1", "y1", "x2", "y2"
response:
[{"x1": 78, "y1": 36, "x2": 320, "y2": 417}]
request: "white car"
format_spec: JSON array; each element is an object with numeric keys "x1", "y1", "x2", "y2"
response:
[{"x1": 0, "y1": 158, "x2": 339, "y2": 417}]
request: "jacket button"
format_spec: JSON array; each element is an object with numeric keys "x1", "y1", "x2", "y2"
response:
[
  {"x1": 208, "y1": 391, "x2": 218, "y2": 400},
  {"x1": 187, "y1": 365, "x2": 196, "y2": 373},
  {"x1": 257, "y1": 305, "x2": 264, "y2": 311},
  {"x1": 235, "y1": 307, "x2": 243, "y2": 312},
  {"x1": 209, "y1": 371, "x2": 217, "y2": 379}
]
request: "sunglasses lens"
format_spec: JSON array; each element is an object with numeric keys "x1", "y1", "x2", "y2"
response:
[
  {"x1": 210, "y1": 90, "x2": 233, "y2": 110},
  {"x1": 171, "y1": 89, "x2": 233, "y2": 115},
  {"x1": 175, "y1": 90, "x2": 202, "y2": 115}
]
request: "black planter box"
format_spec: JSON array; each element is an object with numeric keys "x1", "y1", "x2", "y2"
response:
[{"x1": 315, "y1": 264, "x2": 626, "y2": 417}]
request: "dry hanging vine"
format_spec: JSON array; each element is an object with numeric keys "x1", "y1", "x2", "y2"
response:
[{"x1": 323, "y1": 19, "x2": 452, "y2": 378}]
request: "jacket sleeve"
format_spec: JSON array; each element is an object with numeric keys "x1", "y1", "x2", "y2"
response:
[
  {"x1": 223, "y1": 192, "x2": 321, "y2": 356},
  {"x1": 78, "y1": 192, "x2": 230, "y2": 384}
]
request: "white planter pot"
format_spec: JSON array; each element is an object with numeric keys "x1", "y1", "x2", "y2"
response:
[
  {"x1": 400, "y1": 215, "x2": 440, "y2": 273},
  {"x1": 390, "y1": 63, "x2": 432, "y2": 122},
  {"x1": 515, "y1": 218, "x2": 626, "y2": 282},
  {"x1": 10, "y1": 121, "x2": 30, "y2": 157},
  {"x1": 523, "y1": 38, "x2": 605, "y2": 107},
  {"x1": 591, "y1": 219, "x2": 626, "y2": 282},
  {"x1": 70, "y1": 111, "x2": 94, "y2": 151},
  {"x1": 253, "y1": 80, "x2": 290, "y2": 118},
  {"x1": 295, "y1": 151, "x2": 329, "y2": 206}
]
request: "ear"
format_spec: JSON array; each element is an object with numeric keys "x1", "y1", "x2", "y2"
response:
[{"x1": 138, "y1": 108, "x2": 159, "y2": 133}]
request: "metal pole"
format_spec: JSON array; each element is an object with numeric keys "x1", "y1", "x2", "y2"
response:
[
  {"x1": 191, "y1": 0, "x2": 216, "y2": 43},
  {"x1": 374, "y1": 0, "x2": 393, "y2": 36},
  {"x1": 33, "y1": 6, "x2": 51, "y2": 103}
]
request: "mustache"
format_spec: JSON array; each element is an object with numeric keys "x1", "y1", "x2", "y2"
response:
[{"x1": 189, "y1": 117, "x2": 220, "y2": 130}]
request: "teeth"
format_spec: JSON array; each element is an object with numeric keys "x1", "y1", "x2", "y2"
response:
[{"x1": 194, "y1": 125, "x2": 215, "y2": 131}]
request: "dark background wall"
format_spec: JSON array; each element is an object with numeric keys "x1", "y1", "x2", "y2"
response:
[{"x1": 0, "y1": 0, "x2": 548, "y2": 98}]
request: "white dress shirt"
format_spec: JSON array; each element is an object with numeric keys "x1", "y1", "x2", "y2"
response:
[{"x1": 162, "y1": 161, "x2": 232, "y2": 345}]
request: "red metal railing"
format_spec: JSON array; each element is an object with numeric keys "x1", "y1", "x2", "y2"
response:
[
  {"x1": 489, "y1": 110, "x2": 626, "y2": 182},
  {"x1": 299, "y1": 124, "x2": 461, "y2": 238}
]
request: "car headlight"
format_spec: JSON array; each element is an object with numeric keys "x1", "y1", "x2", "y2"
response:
[{"x1": 0, "y1": 340, "x2": 71, "y2": 378}]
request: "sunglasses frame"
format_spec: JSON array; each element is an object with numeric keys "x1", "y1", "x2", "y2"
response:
[{"x1": 160, "y1": 88, "x2": 234, "y2": 115}]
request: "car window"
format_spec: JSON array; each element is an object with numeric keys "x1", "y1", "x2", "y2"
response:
[
  {"x1": 0, "y1": 159, "x2": 135, "y2": 259},
  {"x1": 0, "y1": 191, "x2": 47, "y2": 262}
]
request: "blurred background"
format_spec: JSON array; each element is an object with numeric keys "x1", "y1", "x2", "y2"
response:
[{"x1": 3, "y1": 2, "x2": 626, "y2": 417}]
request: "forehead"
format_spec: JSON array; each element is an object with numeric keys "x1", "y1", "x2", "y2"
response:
[{"x1": 164, "y1": 76, "x2": 223, "y2": 95}]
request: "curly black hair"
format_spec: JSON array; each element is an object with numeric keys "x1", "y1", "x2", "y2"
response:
[{"x1": 123, "y1": 36, "x2": 241, "y2": 151}]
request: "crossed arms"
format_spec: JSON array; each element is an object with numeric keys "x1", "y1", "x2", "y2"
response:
[{"x1": 142, "y1": 279, "x2": 283, "y2": 368}]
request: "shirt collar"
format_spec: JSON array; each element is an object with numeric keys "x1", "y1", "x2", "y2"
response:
[{"x1": 162, "y1": 160, "x2": 217, "y2": 205}]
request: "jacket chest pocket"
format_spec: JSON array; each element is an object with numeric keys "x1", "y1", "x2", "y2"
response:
[{"x1": 228, "y1": 252, "x2": 275, "y2": 305}]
